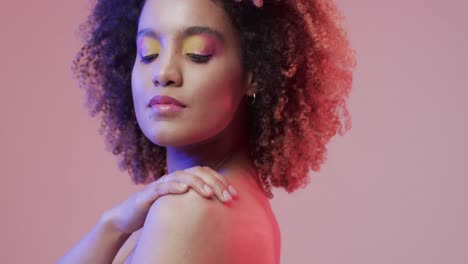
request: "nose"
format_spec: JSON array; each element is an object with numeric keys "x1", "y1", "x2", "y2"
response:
[{"x1": 152, "y1": 52, "x2": 183, "y2": 87}]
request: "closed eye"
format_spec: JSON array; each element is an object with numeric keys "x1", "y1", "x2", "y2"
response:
[
  {"x1": 187, "y1": 53, "x2": 212, "y2": 63},
  {"x1": 139, "y1": 53, "x2": 212, "y2": 64},
  {"x1": 140, "y1": 54, "x2": 158, "y2": 63}
]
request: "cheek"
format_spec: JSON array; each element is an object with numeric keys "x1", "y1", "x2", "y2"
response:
[
  {"x1": 191, "y1": 59, "x2": 244, "y2": 112},
  {"x1": 131, "y1": 65, "x2": 151, "y2": 130},
  {"x1": 185, "y1": 67, "x2": 244, "y2": 140},
  {"x1": 193, "y1": 74, "x2": 238, "y2": 113},
  {"x1": 131, "y1": 65, "x2": 148, "y2": 107}
]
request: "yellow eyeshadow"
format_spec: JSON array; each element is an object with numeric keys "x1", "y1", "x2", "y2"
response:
[
  {"x1": 182, "y1": 36, "x2": 212, "y2": 54},
  {"x1": 138, "y1": 38, "x2": 161, "y2": 55}
]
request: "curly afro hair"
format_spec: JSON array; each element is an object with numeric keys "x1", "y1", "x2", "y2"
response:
[{"x1": 72, "y1": 0, "x2": 356, "y2": 199}]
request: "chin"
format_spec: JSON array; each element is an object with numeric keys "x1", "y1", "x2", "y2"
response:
[
  {"x1": 137, "y1": 112, "x2": 231, "y2": 148},
  {"x1": 146, "y1": 125, "x2": 229, "y2": 148},
  {"x1": 143, "y1": 129, "x2": 180, "y2": 147},
  {"x1": 142, "y1": 127, "x2": 198, "y2": 148}
]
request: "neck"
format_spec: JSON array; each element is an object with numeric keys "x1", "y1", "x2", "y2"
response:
[
  {"x1": 166, "y1": 105, "x2": 251, "y2": 176},
  {"x1": 166, "y1": 133, "x2": 248, "y2": 174}
]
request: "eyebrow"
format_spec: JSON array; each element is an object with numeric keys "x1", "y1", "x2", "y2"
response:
[{"x1": 136, "y1": 26, "x2": 225, "y2": 43}]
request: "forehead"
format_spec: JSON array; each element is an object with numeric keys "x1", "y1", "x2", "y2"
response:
[{"x1": 138, "y1": 0, "x2": 235, "y2": 40}]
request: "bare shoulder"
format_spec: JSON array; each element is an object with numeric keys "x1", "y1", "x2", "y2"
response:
[
  {"x1": 129, "y1": 189, "x2": 235, "y2": 263},
  {"x1": 151, "y1": 185, "x2": 228, "y2": 215},
  {"x1": 129, "y1": 185, "x2": 280, "y2": 263},
  {"x1": 148, "y1": 187, "x2": 233, "y2": 232}
]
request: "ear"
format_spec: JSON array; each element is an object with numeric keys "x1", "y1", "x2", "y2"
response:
[{"x1": 244, "y1": 70, "x2": 257, "y2": 96}]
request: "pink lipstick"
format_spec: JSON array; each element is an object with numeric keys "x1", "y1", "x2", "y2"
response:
[
  {"x1": 148, "y1": 95, "x2": 186, "y2": 108},
  {"x1": 148, "y1": 95, "x2": 186, "y2": 117}
]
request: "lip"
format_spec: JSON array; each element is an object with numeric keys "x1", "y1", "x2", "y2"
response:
[
  {"x1": 148, "y1": 95, "x2": 186, "y2": 108},
  {"x1": 149, "y1": 104, "x2": 185, "y2": 117}
]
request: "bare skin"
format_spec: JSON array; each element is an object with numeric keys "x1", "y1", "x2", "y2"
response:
[
  {"x1": 59, "y1": 0, "x2": 280, "y2": 262},
  {"x1": 131, "y1": 0, "x2": 255, "y2": 172},
  {"x1": 57, "y1": 165, "x2": 239, "y2": 264},
  {"x1": 127, "y1": 0, "x2": 280, "y2": 262},
  {"x1": 113, "y1": 160, "x2": 280, "y2": 264}
]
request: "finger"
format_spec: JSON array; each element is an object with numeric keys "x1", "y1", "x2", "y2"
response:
[
  {"x1": 184, "y1": 166, "x2": 233, "y2": 202},
  {"x1": 200, "y1": 166, "x2": 238, "y2": 199},
  {"x1": 145, "y1": 174, "x2": 169, "y2": 190},
  {"x1": 144, "y1": 181, "x2": 190, "y2": 204},
  {"x1": 184, "y1": 166, "x2": 230, "y2": 202},
  {"x1": 202, "y1": 166, "x2": 238, "y2": 197},
  {"x1": 149, "y1": 171, "x2": 215, "y2": 199},
  {"x1": 172, "y1": 170, "x2": 217, "y2": 199},
  {"x1": 155, "y1": 173, "x2": 171, "y2": 185}
]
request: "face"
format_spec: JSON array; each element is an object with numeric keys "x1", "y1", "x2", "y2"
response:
[{"x1": 132, "y1": 0, "x2": 251, "y2": 147}]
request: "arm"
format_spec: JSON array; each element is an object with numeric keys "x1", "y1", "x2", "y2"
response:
[
  {"x1": 56, "y1": 213, "x2": 130, "y2": 264},
  {"x1": 56, "y1": 166, "x2": 237, "y2": 264},
  {"x1": 130, "y1": 188, "x2": 232, "y2": 263}
]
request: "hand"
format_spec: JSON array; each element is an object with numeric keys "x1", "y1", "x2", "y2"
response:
[
  {"x1": 234, "y1": 0, "x2": 263, "y2": 8},
  {"x1": 101, "y1": 166, "x2": 239, "y2": 235}
]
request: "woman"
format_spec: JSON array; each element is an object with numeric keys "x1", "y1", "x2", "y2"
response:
[{"x1": 59, "y1": 0, "x2": 355, "y2": 263}]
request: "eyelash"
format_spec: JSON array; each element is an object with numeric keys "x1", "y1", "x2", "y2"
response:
[{"x1": 140, "y1": 53, "x2": 212, "y2": 64}]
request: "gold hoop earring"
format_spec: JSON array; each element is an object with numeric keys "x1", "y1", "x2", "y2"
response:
[{"x1": 248, "y1": 93, "x2": 256, "y2": 105}]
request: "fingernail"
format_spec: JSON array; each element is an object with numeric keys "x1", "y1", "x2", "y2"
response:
[
  {"x1": 223, "y1": 190, "x2": 232, "y2": 201},
  {"x1": 203, "y1": 184, "x2": 213, "y2": 194},
  {"x1": 179, "y1": 183, "x2": 188, "y2": 188},
  {"x1": 228, "y1": 185, "x2": 238, "y2": 196}
]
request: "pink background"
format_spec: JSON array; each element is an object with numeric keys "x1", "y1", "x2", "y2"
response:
[{"x1": 2, "y1": 0, "x2": 467, "y2": 263}]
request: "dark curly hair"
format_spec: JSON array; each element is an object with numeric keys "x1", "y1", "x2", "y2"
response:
[{"x1": 72, "y1": 0, "x2": 356, "y2": 199}]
